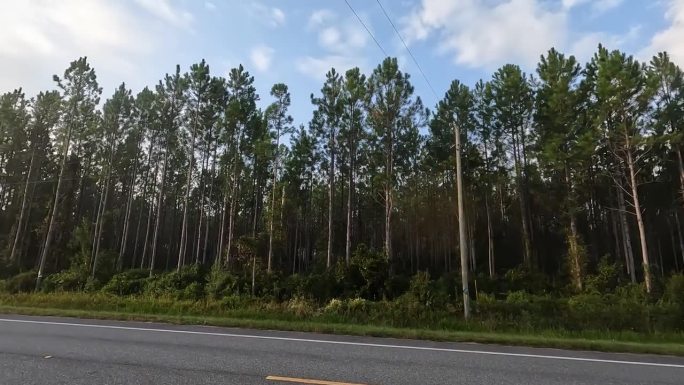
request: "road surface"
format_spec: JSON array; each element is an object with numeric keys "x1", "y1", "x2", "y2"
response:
[{"x1": 0, "y1": 314, "x2": 682, "y2": 384}]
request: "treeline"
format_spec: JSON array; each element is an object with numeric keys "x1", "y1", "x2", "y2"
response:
[{"x1": 1, "y1": 45, "x2": 684, "y2": 296}]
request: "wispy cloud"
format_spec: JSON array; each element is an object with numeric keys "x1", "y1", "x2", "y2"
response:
[
  {"x1": 641, "y1": 0, "x2": 684, "y2": 65},
  {"x1": 134, "y1": 0, "x2": 194, "y2": 30},
  {"x1": 252, "y1": 3, "x2": 286, "y2": 28},
  {"x1": 250, "y1": 45, "x2": 274, "y2": 72}
]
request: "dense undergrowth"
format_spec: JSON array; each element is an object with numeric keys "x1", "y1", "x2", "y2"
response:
[{"x1": 2, "y1": 253, "x2": 683, "y2": 336}]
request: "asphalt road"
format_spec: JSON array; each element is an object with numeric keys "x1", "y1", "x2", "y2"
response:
[{"x1": 0, "y1": 315, "x2": 682, "y2": 385}]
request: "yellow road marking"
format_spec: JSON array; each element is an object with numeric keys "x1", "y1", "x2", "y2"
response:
[{"x1": 265, "y1": 375, "x2": 369, "y2": 385}]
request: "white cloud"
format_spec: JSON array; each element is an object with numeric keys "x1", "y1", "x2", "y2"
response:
[
  {"x1": 205, "y1": 2, "x2": 216, "y2": 11},
  {"x1": 562, "y1": 0, "x2": 623, "y2": 12},
  {"x1": 297, "y1": 9, "x2": 369, "y2": 79},
  {"x1": 134, "y1": 0, "x2": 194, "y2": 30},
  {"x1": 252, "y1": 3, "x2": 286, "y2": 28},
  {"x1": 403, "y1": 0, "x2": 567, "y2": 69},
  {"x1": 0, "y1": 0, "x2": 158, "y2": 96},
  {"x1": 309, "y1": 9, "x2": 335, "y2": 28},
  {"x1": 571, "y1": 25, "x2": 641, "y2": 62},
  {"x1": 250, "y1": 45, "x2": 274, "y2": 72},
  {"x1": 402, "y1": 0, "x2": 633, "y2": 70},
  {"x1": 642, "y1": 0, "x2": 684, "y2": 65}
]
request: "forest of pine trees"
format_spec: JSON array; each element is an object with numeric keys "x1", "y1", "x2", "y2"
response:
[{"x1": 2, "y1": 45, "x2": 684, "y2": 301}]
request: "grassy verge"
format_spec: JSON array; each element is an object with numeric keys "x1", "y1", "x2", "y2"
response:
[{"x1": 1, "y1": 293, "x2": 683, "y2": 356}]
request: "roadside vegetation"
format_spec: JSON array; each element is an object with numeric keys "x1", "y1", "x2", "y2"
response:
[{"x1": 1, "y1": 46, "x2": 684, "y2": 353}]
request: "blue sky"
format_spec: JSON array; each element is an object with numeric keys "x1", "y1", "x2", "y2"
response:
[{"x1": 1, "y1": 0, "x2": 682, "y2": 124}]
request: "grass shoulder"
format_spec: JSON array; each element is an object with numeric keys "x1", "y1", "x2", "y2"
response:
[{"x1": 1, "y1": 292, "x2": 683, "y2": 357}]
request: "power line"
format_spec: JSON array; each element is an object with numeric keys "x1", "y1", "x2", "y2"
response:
[
  {"x1": 343, "y1": 0, "x2": 388, "y2": 58},
  {"x1": 374, "y1": 0, "x2": 438, "y2": 98}
]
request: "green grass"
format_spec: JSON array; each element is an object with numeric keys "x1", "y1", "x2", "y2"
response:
[{"x1": 1, "y1": 292, "x2": 683, "y2": 356}]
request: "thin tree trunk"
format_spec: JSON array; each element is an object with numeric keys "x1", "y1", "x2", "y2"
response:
[
  {"x1": 676, "y1": 146, "x2": 684, "y2": 206},
  {"x1": 455, "y1": 122, "x2": 470, "y2": 320},
  {"x1": 118, "y1": 132, "x2": 145, "y2": 270},
  {"x1": 92, "y1": 136, "x2": 117, "y2": 278},
  {"x1": 566, "y1": 167, "x2": 582, "y2": 291},
  {"x1": 9, "y1": 147, "x2": 37, "y2": 263},
  {"x1": 217, "y1": 190, "x2": 228, "y2": 265},
  {"x1": 511, "y1": 129, "x2": 532, "y2": 266},
  {"x1": 675, "y1": 210, "x2": 684, "y2": 269},
  {"x1": 202, "y1": 143, "x2": 218, "y2": 264},
  {"x1": 267, "y1": 127, "x2": 281, "y2": 273},
  {"x1": 625, "y1": 146, "x2": 651, "y2": 293},
  {"x1": 617, "y1": 186, "x2": 636, "y2": 283},
  {"x1": 345, "y1": 136, "x2": 355, "y2": 265},
  {"x1": 327, "y1": 126, "x2": 335, "y2": 268},
  {"x1": 177, "y1": 123, "x2": 197, "y2": 271},
  {"x1": 150, "y1": 149, "x2": 169, "y2": 277},
  {"x1": 140, "y1": 157, "x2": 160, "y2": 269},
  {"x1": 485, "y1": 195, "x2": 495, "y2": 278},
  {"x1": 195, "y1": 139, "x2": 211, "y2": 264},
  {"x1": 36, "y1": 122, "x2": 73, "y2": 290}
]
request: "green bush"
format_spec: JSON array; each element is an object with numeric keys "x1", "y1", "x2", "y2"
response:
[
  {"x1": 41, "y1": 268, "x2": 88, "y2": 292},
  {"x1": 0, "y1": 279, "x2": 6, "y2": 293},
  {"x1": 206, "y1": 267, "x2": 238, "y2": 299},
  {"x1": 144, "y1": 265, "x2": 206, "y2": 300},
  {"x1": 352, "y1": 244, "x2": 388, "y2": 300},
  {"x1": 663, "y1": 275, "x2": 684, "y2": 330},
  {"x1": 585, "y1": 257, "x2": 620, "y2": 294},
  {"x1": 6, "y1": 270, "x2": 36, "y2": 293},
  {"x1": 101, "y1": 269, "x2": 149, "y2": 296},
  {"x1": 503, "y1": 266, "x2": 550, "y2": 294}
]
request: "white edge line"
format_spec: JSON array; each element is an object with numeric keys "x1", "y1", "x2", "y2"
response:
[{"x1": 0, "y1": 318, "x2": 682, "y2": 369}]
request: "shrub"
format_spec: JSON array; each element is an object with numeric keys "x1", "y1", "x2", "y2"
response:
[
  {"x1": 206, "y1": 267, "x2": 238, "y2": 299},
  {"x1": 84, "y1": 277, "x2": 102, "y2": 293},
  {"x1": 585, "y1": 257, "x2": 620, "y2": 294},
  {"x1": 144, "y1": 265, "x2": 206, "y2": 300},
  {"x1": 286, "y1": 296, "x2": 316, "y2": 318},
  {"x1": 0, "y1": 279, "x2": 6, "y2": 293},
  {"x1": 352, "y1": 244, "x2": 388, "y2": 300},
  {"x1": 101, "y1": 269, "x2": 149, "y2": 296},
  {"x1": 6, "y1": 270, "x2": 36, "y2": 293},
  {"x1": 663, "y1": 275, "x2": 684, "y2": 330},
  {"x1": 503, "y1": 266, "x2": 549, "y2": 294},
  {"x1": 41, "y1": 268, "x2": 89, "y2": 292}
]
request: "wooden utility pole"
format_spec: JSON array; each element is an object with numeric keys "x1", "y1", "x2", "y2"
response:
[{"x1": 454, "y1": 120, "x2": 470, "y2": 320}]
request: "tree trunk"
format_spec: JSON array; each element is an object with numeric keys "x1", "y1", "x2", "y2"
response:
[
  {"x1": 201, "y1": 143, "x2": 218, "y2": 264},
  {"x1": 177, "y1": 124, "x2": 197, "y2": 271},
  {"x1": 224, "y1": 126, "x2": 243, "y2": 267},
  {"x1": 9, "y1": 147, "x2": 37, "y2": 264},
  {"x1": 345, "y1": 134, "x2": 355, "y2": 265},
  {"x1": 668, "y1": 215, "x2": 679, "y2": 272},
  {"x1": 455, "y1": 123, "x2": 470, "y2": 320},
  {"x1": 676, "y1": 146, "x2": 684, "y2": 207},
  {"x1": 140, "y1": 157, "x2": 160, "y2": 269},
  {"x1": 511, "y1": 129, "x2": 532, "y2": 266},
  {"x1": 625, "y1": 146, "x2": 651, "y2": 293},
  {"x1": 150, "y1": 149, "x2": 169, "y2": 277},
  {"x1": 327, "y1": 127, "x2": 335, "y2": 269},
  {"x1": 217, "y1": 190, "x2": 227, "y2": 266},
  {"x1": 617, "y1": 186, "x2": 636, "y2": 283},
  {"x1": 565, "y1": 167, "x2": 583, "y2": 291},
  {"x1": 384, "y1": 127, "x2": 394, "y2": 263},
  {"x1": 267, "y1": 127, "x2": 281, "y2": 273},
  {"x1": 118, "y1": 133, "x2": 145, "y2": 270},
  {"x1": 675, "y1": 210, "x2": 684, "y2": 269},
  {"x1": 92, "y1": 136, "x2": 117, "y2": 278},
  {"x1": 194, "y1": 139, "x2": 211, "y2": 264},
  {"x1": 485, "y1": 195, "x2": 495, "y2": 278},
  {"x1": 36, "y1": 123, "x2": 73, "y2": 290}
]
